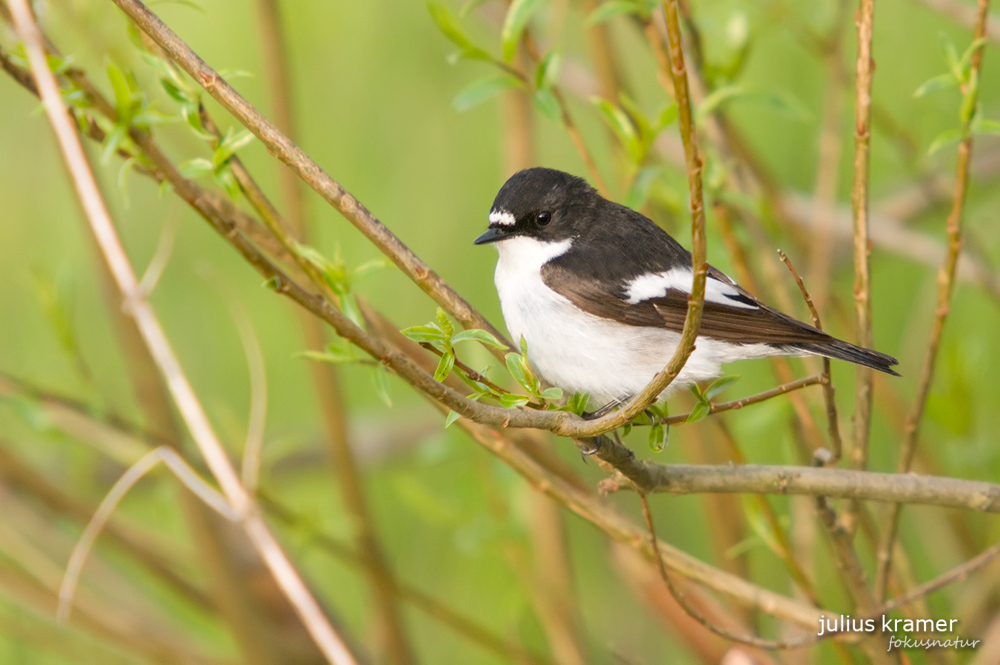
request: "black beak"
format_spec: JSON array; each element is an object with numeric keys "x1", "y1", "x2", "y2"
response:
[{"x1": 474, "y1": 227, "x2": 506, "y2": 245}]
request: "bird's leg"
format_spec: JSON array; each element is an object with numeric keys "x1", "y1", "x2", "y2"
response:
[
  {"x1": 578, "y1": 436, "x2": 603, "y2": 457},
  {"x1": 581, "y1": 394, "x2": 631, "y2": 420}
]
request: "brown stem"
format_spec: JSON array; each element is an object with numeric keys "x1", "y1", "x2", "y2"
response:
[
  {"x1": 606, "y1": 463, "x2": 1000, "y2": 512},
  {"x1": 777, "y1": 251, "x2": 842, "y2": 463},
  {"x1": 874, "y1": 0, "x2": 992, "y2": 601},
  {"x1": 8, "y1": 2, "x2": 358, "y2": 660},
  {"x1": 638, "y1": 495, "x2": 828, "y2": 650},
  {"x1": 842, "y1": 0, "x2": 878, "y2": 538},
  {"x1": 107, "y1": 0, "x2": 512, "y2": 356},
  {"x1": 663, "y1": 373, "x2": 824, "y2": 425}
]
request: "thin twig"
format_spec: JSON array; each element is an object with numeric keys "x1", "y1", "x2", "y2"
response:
[
  {"x1": 843, "y1": 0, "x2": 877, "y2": 536},
  {"x1": 639, "y1": 494, "x2": 829, "y2": 649},
  {"x1": 519, "y1": 32, "x2": 610, "y2": 196},
  {"x1": 263, "y1": 494, "x2": 556, "y2": 665},
  {"x1": 881, "y1": 540, "x2": 1000, "y2": 613},
  {"x1": 8, "y1": 3, "x2": 359, "y2": 661},
  {"x1": 777, "y1": 250, "x2": 842, "y2": 462},
  {"x1": 58, "y1": 446, "x2": 237, "y2": 622},
  {"x1": 108, "y1": 0, "x2": 511, "y2": 355},
  {"x1": 662, "y1": 373, "x2": 824, "y2": 425},
  {"x1": 875, "y1": 0, "x2": 992, "y2": 601}
]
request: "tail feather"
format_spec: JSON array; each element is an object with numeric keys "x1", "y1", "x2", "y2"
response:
[{"x1": 791, "y1": 338, "x2": 900, "y2": 377}]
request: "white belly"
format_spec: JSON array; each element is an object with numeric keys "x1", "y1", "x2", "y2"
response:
[{"x1": 493, "y1": 237, "x2": 772, "y2": 407}]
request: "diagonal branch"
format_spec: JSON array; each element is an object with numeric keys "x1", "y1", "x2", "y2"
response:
[
  {"x1": 107, "y1": 0, "x2": 511, "y2": 355},
  {"x1": 8, "y1": 2, "x2": 359, "y2": 661}
]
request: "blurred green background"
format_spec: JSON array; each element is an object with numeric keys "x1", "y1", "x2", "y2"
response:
[{"x1": 2, "y1": 0, "x2": 1000, "y2": 663}]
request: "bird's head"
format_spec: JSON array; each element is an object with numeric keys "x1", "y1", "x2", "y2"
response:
[{"x1": 474, "y1": 167, "x2": 597, "y2": 246}]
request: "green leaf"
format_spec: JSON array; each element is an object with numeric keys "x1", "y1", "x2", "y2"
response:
[
  {"x1": 587, "y1": 0, "x2": 640, "y2": 24},
  {"x1": 180, "y1": 154, "x2": 216, "y2": 177},
  {"x1": 434, "y1": 350, "x2": 456, "y2": 381},
  {"x1": 698, "y1": 86, "x2": 808, "y2": 123},
  {"x1": 215, "y1": 167, "x2": 241, "y2": 199},
  {"x1": 427, "y1": 0, "x2": 476, "y2": 50},
  {"x1": 351, "y1": 259, "x2": 387, "y2": 281},
  {"x1": 534, "y1": 50, "x2": 561, "y2": 90},
  {"x1": 742, "y1": 496, "x2": 783, "y2": 558},
  {"x1": 295, "y1": 244, "x2": 350, "y2": 294},
  {"x1": 453, "y1": 74, "x2": 523, "y2": 112},
  {"x1": 435, "y1": 308, "x2": 455, "y2": 339},
  {"x1": 927, "y1": 127, "x2": 964, "y2": 155},
  {"x1": 941, "y1": 33, "x2": 962, "y2": 81},
  {"x1": 593, "y1": 98, "x2": 642, "y2": 163},
  {"x1": 427, "y1": 0, "x2": 493, "y2": 61},
  {"x1": 506, "y1": 347, "x2": 540, "y2": 395},
  {"x1": 973, "y1": 117, "x2": 1000, "y2": 136},
  {"x1": 624, "y1": 165, "x2": 661, "y2": 210},
  {"x1": 297, "y1": 349, "x2": 356, "y2": 364},
  {"x1": 401, "y1": 324, "x2": 447, "y2": 343},
  {"x1": 132, "y1": 108, "x2": 178, "y2": 128},
  {"x1": 914, "y1": 73, "x2": 958, "y2": 98},
  {"x1": 101, "y1": 125, "x2": 128, "y2": 165},
  {"x1": 118, "y1": 156, "x2": 138, "y2": 193},
  {"x1": 451, "y1": 328, "x2": 507, "y2": 348},
  {"x1": 958, "y1": 37, "x2": 988, "y2": 76},
  {"x1": 141, "y1": 52, "x2": 186, "y2": 87},
  {"x1": 341, "y1": 295, "x2": 365, "y2": 329},
  {"x1": 686, "y1": 400, "x2": 710, "y2": 424},
  {"x1": 182, "y1": 104, "x2": 217, "y2": 141},
  {"x1": 960, "y1": 69, "x2": 979, "y2": 125},
  {"x1": 618, "y1": 93, "x2": 654, "y2": 143},
  {"x1": 372, "y1": 367, "x2": 392, "y2": 407},
  {"x1": 658, "y1": 104, "x2": 679, "y2": 129},
  {"x1": 565, "y1": 392, "x2": 590, "y2": 415},
  {"x1": 499, "y1": 393, "x2": 531, "y2": 408},
  {"x1": 705, "y1": 375, "x2": 740, "y2": 401},
  {"x1": 505, "y1": 352, "x2": 531, "y2": 392},
  {"x1": 107, "y1": 60, "x2": 135, "y2": 122},
  {"x1": 648, "y1": 422, "x2": 667, "y2": 452},
  {"x1": 262, "y1": 276, "x2": 281, "y2": 291},
  {"x1": 444, "y1": 410, "x2": 462, "y2": 428},
  {"x1": 532, "y1": 88, "x2": 562, "y2": 124},
  {"x1": 213, "y1": 128, "x2": 254, "y2": 166},
  {"x1": 501, "y1": 0, "x2": 543, "y2": 62},
  {"x1": 539, "y1": 387, "x2": 563, "y2": 400}
]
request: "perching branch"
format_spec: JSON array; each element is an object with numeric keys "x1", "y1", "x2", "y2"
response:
[{"x1": 610, "y1": 464, "x2": 1000, "y2": 513}]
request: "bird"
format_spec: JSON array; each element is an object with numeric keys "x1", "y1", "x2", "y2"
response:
[{"x1": 474, "y1": 167, "x2": 899, "y2": 411}]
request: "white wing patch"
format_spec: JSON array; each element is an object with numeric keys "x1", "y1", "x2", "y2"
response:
[
  {"x1": 624, "y1": 268, "x2": 758, "y2": 309},
  {"x1": 489, "y1": 209, "x2": 516, "y2": 227}
]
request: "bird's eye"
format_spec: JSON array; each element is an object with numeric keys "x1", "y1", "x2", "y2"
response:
[{"x1": 536, "y1": 211, "x2": 551, "y2": 226}]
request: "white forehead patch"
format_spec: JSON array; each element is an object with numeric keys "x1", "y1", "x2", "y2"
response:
[
  {"x1": 625, "y1": 268, "x2": 758, "y2": 309},
  {"x1": 489, "y1": 209, "x2": 516, "y2": 227}
]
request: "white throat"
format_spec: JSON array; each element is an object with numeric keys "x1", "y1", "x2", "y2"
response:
[{"x1": 494, "y1": 236, "x2": 573, "y2": 276}]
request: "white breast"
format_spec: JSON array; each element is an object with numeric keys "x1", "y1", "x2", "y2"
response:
[{"x1": 492, "y1": 237, "x2": 775, "y2": 407}]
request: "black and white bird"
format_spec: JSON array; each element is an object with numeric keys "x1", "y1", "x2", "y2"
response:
[{"x1": 475, "y1": 167, "x2": 899, "y2": 409}]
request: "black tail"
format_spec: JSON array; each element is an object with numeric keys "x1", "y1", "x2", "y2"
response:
[{"x1": 792, "y1": 338, "x2": 900, "y2": 376}]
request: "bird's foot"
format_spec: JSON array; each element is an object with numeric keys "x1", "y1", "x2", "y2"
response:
[
  {"x1": 579, "y1": 436, "x2": 603, "y2": 457},
  {"x1": 582, "y1": 395, "x2": 631, "y2": 421}
]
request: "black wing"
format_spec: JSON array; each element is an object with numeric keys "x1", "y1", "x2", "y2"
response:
[{"x1": 541, "y1": 252, "x2": 900, "y2": 376}]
